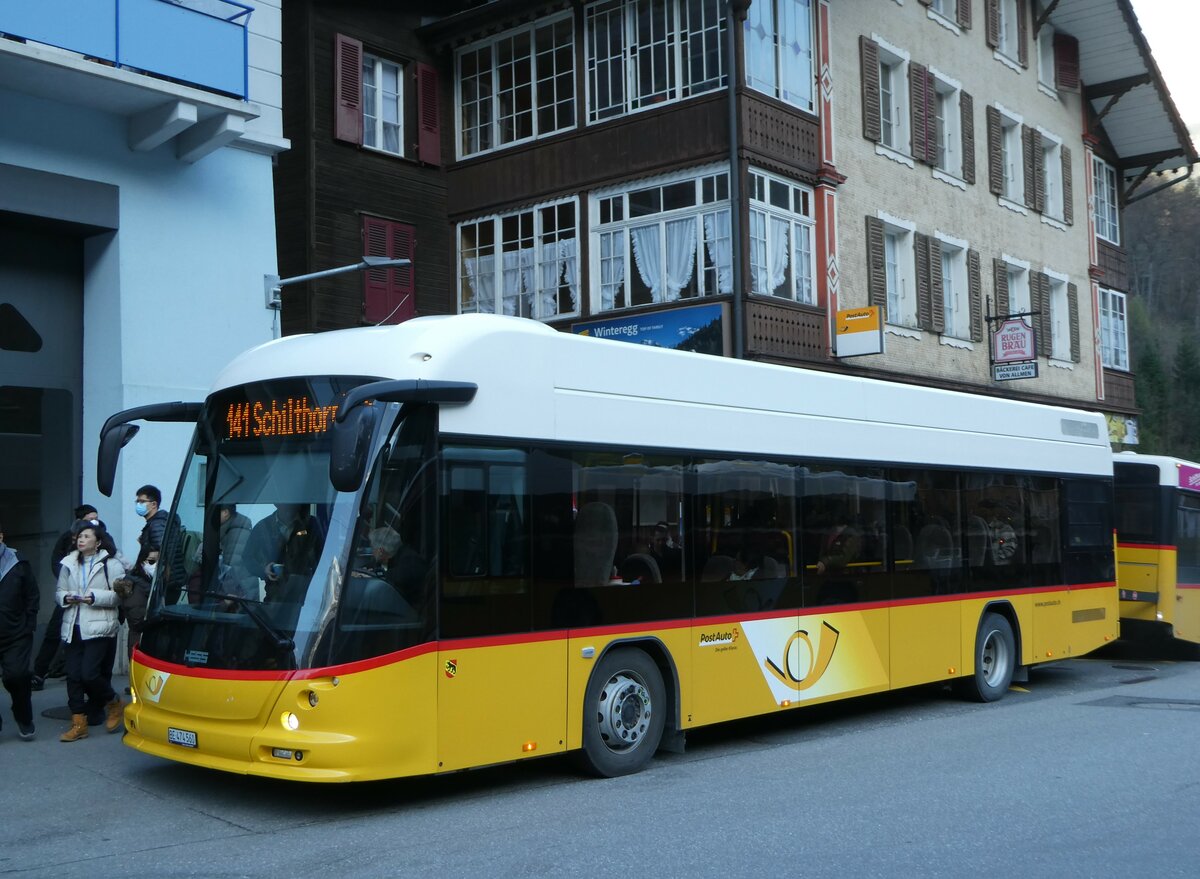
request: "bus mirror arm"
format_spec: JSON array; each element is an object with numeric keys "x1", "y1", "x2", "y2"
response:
[
  {"x1": 96, "y1": 402, "x2": 203, "y2": 497},
  {"x1": 334, "y1": 379, "x2": 477, "y2": 423}
]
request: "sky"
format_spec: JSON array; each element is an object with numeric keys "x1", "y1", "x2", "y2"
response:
[{"x1": 1129, "y1": 0, "x2": 1200, "y2": 146}]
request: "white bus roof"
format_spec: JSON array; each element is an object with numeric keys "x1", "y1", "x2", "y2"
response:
[
  {"x1": 1115, "y1": 451, "x2": 1200, "y2": 490},
  {"x1": 213, "y1": 314, "x2": 1112, "y2": 477}
]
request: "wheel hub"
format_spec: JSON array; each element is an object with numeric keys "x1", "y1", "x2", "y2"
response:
[{"x1": 597, "y1": 672, "x2": 652, "y2": 752}]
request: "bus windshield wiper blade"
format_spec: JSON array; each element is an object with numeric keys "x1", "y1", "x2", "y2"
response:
[{"x1": 194, "y1": 590, "x2": 295, "y2": 652}]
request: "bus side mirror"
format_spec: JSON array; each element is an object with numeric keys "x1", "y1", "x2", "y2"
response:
[
  {"x1": 97, "y1": 424, "x2": 140, "y2": 498},
  {"x1": 330, "y1": 404, "x2": 380, "y2": 493}
]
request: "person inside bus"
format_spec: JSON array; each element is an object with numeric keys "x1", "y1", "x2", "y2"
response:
[
  {"x1": 243, "y1": 504, "x2": 323, "y2": 602},
  {"x1": 360, "y1": 525, "x2": 426, "y2": 606},
  {"x1": 811, "y1": 513, "x2": 861, "y2": 604},
  {"x1": 646, "y1": 522, "x2": 682, "y2": 580}
]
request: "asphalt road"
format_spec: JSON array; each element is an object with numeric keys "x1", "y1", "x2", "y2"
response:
[{"x1": 3, "y1": 641, "x2": 1198, "y2": 878}]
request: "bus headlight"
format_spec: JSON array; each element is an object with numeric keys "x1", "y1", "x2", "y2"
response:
[{"x1": 281, "y1": 711, "x2": 300, "y2": 731}]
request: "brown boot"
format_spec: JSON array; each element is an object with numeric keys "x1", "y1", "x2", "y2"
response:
[
  {"x1": 60, "y1": 713, "x2": 89, "y2": 742},
  {"x1": 104, "y1": 697, "x2": 124, "y2": 733}
]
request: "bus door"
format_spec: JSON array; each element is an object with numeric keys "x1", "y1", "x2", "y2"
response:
[
  {"x1": 437, "y1": 446, "x2": 567, "y2": 771},
  {"x1": 1113, "y1": 465, "x2": 1167, "y2": 630},
  {"x1": 1174, "y1": 493, "x2": 1200, "y2": 643}
]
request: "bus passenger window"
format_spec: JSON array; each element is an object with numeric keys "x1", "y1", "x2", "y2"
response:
[{"x1": 800, "y1": 465, "x2": 887, "y2": 607}]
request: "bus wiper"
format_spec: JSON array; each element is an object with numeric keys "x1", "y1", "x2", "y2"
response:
[
  {"x1": 141, "y1": 606, "x2": 189, "y2": 632},
  {"x1": 194, "y1": 590, "x2": 295, "y2": 652}
]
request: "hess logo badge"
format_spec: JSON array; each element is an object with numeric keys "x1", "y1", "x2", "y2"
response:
[{"x1": 444, "y1": 659, "x2": 458, "y2": 679}]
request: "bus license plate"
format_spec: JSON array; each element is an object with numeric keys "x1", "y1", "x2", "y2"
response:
[{"x1": 167, "y1": 727, "x2": 198, "y2": 748}]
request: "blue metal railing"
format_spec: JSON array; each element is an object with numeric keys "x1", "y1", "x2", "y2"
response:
[{"x1": 0, "y1": 0, "x2": 252, "y2": 99}]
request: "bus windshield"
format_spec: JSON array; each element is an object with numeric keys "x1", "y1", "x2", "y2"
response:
[{"x1": 137, "y1": 375, "x2": 390, "y2": 671}]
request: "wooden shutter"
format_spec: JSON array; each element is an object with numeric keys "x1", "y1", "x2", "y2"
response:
[
  {"x1": 334, "y1": 34, "x2": 364, "y2": 145},
  {"x1": 860, "y1": 37, "x2": 881, "y2": 143},
  {"x1": 985, "y1": 0, "x2": 1000, "y2": 48},
  {"x1": 1061, "y1": 145, "x2": 1073, "y2": 224},
  {"x1": 1068, "y1": 282, "x2": 1080, "y2": 362},
  {"x1": 986, "y1": 106, "x2": 1003, "y2": 195},
  {"x1": 968, "y1": 249, "x2": 983, "y2": 341},
  {"x1": 1016, "y1": 0, "x2": 1029, "y2": 67},
  {"x1": 915, "y1": 233, "x2": 932, "y2": 330},
  {"x1": 956, "y1": 0, "x2": 972, "y2": 29},
  {"x1": 1022, "y1": 125, "x2": 1040, "y2": 210},
  {"x1": 1054, "y1": 33, "x2": 1080, "y2": 90},
  {"x1": 993, "y1": 258, "x2": 1010, "y2": 317},
  {"x1": 910, "y1": 63, "x2": 930, "y2": 164},
  {"x1": 961, "y1": 91, "x2": 975, "y2": 184},
  {"x1": 415, "y1": 62, "x2": 441, "y2": 166},
  {"x1": 928, "y1": 238, "x2": 945, "y2": 334},
  {"x1": 1032, "y1": 272, "x2": 1049, "y2": 356},
  {"x1": 865, "y1": 216, "x2": 887, "y2": 312},
  {"x1": 363, "y1": 216, "x2": 416, "y2": 325}
]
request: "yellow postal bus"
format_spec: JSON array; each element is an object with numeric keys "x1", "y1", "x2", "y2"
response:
[
  {"x1": 99, "y1": 314, "x2": 1118, "y2": 781},
  {"x1": 1114, "y1": 453, "x2": 1200, "y2": 645}
]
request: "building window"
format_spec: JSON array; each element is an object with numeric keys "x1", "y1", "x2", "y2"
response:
[
  {"x1": 585, "y1": 0, "x2": 726, "y2": 124},
  {"x1": 940, "y1": 239, "x2": 969, "y2": 339},
  {"x1": 591, "y1": 166, "x2": 730, "y2": 312},
  {"x1": 1037, "y1": 21, "x2": 1055, "y2": 90},
  {"x1": 1006, "y1": 262, "x2": 1030, "y2": 316},
  {"x1": 362, "y1": 54, "x2": 404, "y2": 155},
  {"x1": 999, "y1": 110, "x2": 1023, "y2": 203},
  {"x1": 1047, "y1": 275, "x2": 1070, "y2": 360},
  {"x1": 1099, "y1": 287, "x2": 1129, "y2": 370},
  {"x1": 997, "y1": 0, "x2": 1019, "y2": 60},
  {"x1": 363, "y1": 216, "x2": 415, "y2": 325},
  {"x1": 459, "y1": 199, "x2": 580, "y2": 321},
  {"x1": 1093, "y1": 156, "x2": 1120, "y2": 244},
  {"x1": 744, "y1": 0, "x2": 814, "y2": 113},
  {"x1": 1041, "y1": 133, "x2": 1063, "y2": 220},
  {"x1": 932, "y1": 76, "x2": 961, "y2": 176},
  {"x1": 878, "y1": 49, "x2": 909, "y2": 152},
  {"x1": 884, "y1": 225, "x2": 916, "y2": 327},
  {"x1": 457, "y1": 16, "x2": 575, "y2": 158},
  {"x1": 749, "y1": 170, "x2": 816, "y2": 303}
]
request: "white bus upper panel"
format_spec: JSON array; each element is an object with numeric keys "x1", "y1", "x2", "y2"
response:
[
  {"x1": 1115, "y1": 452, "x2": 1200, "y2": 490},
  {"x1": 212, "y1": 314, "x2": 1111, "y2": 477}
]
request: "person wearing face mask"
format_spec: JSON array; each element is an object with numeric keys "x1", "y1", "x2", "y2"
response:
[
  {"x1": 112, "y1": 543, "x2": 158, "y2": 661},
  {"x1": 32, "y1": 504, "x2": 100, "y2": 691},
  {"x1": 134, "y1": 486, "x2": 169, "y2": 551},
  {"x1": 56, "y1": 522, "x2": 125, "y2": 742}
]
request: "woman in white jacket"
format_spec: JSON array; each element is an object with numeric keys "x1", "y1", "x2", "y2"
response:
[{"x1": 55, "y1": 522, "x2": 124, "y2": 742}]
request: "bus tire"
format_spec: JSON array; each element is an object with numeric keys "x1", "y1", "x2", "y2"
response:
[
  {"x1": 957, "y1": 612, "x2": 1016, "y2": 703},
  {"x1": 576, "y1": 647, "x2": 666, "y2": 778}
]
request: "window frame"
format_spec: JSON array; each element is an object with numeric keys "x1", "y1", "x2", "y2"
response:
[
  {"x1": 455, "y1": 13, "x2": 577, "y2": 160},
  {"x1": 1099, "y1": 287, "x2": 1129, "y2": 371},
  {"x1": 748, "y1": 168, "x2": 817, "y2": 304},
  {"x1": 999, "y1": 109, "x2": 1024, "y2": 204},
  {"x1": 937, "y1": 235, "x2": 970, "y2": 340},
  {"x1": 590, "y1": 165, "x2": 731, "y2": 313},
  {"x1": 881, "y1": 217, "x2": 917, "y2": 328},
  {"x1": 744, "y1": 0, "x2": 816, "y2": 113},
  {"x1": 1040, "y1": 129, "x2": 1064, "y2": 220},
  {"x1": 458, "y1": 197, "x2": 581, "y2": 322},
  {"x1": 1045, "y1": 272, "x2": 1070, "y2": 361},
  {"x1": 1092, "y1": 156, "x2": 1120, "y2": 245},
  {"x1": 362, "y1": 53, "x2": 404, "y2": 158},
  {"x1": 877, "y1": 46, "x2": 910, "y2": 155},
  {"x1": 583, "y1": 0, "x2": 727, "y2": 125},
  {"x1": 930, "y1": 71, "x2": 962, "y2": 179}
]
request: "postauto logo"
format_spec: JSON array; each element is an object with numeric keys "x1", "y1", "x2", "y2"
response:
[{"x1": 698, "y1": 627, "x2": 739, "y2": 647}]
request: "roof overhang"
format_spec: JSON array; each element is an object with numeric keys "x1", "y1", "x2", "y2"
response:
[{"x1": 1044, "y1": 0, "x2": 1197, "y2": 181}]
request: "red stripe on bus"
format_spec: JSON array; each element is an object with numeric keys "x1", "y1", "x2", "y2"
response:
[
  {"x1": 1116, "y1": 543, "x2": 1176, "y2": 551},
  {"x1": 132, "y1": 580, "x2": 1115, "y2": 682},
  {"x1": 1179, "y1": 583, "x2": 1200, "y2": 590}
]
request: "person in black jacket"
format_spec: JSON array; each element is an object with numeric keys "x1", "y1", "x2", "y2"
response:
[
  {"x1": 32, "y1": 504, "x2": 98, "y2": 691},
  {"x1": 0, "y1": 520, "x2": 39, "y2": 740}
]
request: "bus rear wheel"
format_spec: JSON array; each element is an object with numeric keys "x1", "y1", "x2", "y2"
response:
[
  {"x1": 576, "y1": 647, "x2": 666, "y2": 778},
  {"x1": 957, "y1": 612, "x2": 1016, "y2": 703}
]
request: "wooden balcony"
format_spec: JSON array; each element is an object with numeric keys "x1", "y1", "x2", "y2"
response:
[
  {"x1": 1104, "y1": 367, "x2": 1137, "y2": 411},
  {"x1": 745, "y1": 299, "x2": 830, "y2": 364}
]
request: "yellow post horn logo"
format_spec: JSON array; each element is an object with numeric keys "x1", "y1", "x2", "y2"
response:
[{"x1": 765, "y1": 621, "x2": 840, "y2": 691}]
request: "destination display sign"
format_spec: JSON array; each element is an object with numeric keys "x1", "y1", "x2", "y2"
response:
[
  {"x1": 1178, "y1": 463, "x2": 1200, "y2": 492},
  {"x1": 225, "y1": 397, "x2": 340, "y2": 441}
]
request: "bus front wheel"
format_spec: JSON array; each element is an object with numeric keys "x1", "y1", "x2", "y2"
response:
[
  {"x1": 576, "y1": 647, "x2": 666, "y2": 777},
  {"x1": 957, "y1": 612, "x2": 1016, "y2": 703}
]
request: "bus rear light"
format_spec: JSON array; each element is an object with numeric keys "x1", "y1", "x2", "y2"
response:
[
  {"x1": 282, "y1": 712, "x2": 300, "y2": 731},
  {"x1": 779, "y1": 700, "x2": 791, "y2": 707}
]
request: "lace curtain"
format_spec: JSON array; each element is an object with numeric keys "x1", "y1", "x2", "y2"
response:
[
  {"x1": 631, "y1": 219, "x2": 698, "y2": 302},
  {"x1": 703, "y1": 211, "x2": 733, "y2": 294},
  {"x1": 464, "y1": 239, "x2": 579, "y2": 317}
]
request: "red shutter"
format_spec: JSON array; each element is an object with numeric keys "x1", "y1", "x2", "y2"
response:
[
  {"x1": 363, "y1": 216, "x2": 416, "y2": 325},
  {"x1": 415, "y1": 62, "x2": 441, "y2": 166},
  {"x1": 1054, "y1": 33, "x2": 1080, "y2": 90},
  {"x1": 334, "y1": 34, "x2": 364, "y2": 145}
]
